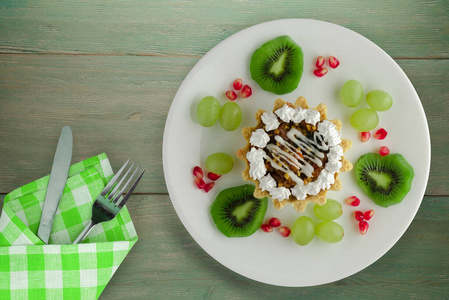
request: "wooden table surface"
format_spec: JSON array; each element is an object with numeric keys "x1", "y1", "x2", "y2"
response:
[{"x1": 1, "y1": 1, "x2": 448, "y2": 299}]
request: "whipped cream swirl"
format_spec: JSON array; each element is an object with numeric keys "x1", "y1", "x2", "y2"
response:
[
  {"x1": 246, "y1": 148, "x2": 266, "y2": 180},
  {"x1": 250, "y1": 129, "x2": 270, "y2": 148},
  {"x1": 261, "y1": 111, "x2": 280, "y2": 131},
  {"x1": 247, "y1": 104, "x2": 344, "y2": 202}
]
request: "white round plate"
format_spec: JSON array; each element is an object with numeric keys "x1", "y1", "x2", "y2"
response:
[{"x1": 163, "y1": 19, "x2": 431, "y2": 287}]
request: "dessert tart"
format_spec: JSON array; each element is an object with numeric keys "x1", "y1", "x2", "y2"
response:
[{"x1": 237, "y1": 97, "x2": 353, "y2": 212}]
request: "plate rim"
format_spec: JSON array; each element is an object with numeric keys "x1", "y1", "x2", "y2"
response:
[{"x1": 162, "y1": 18, "x2": 431, "y2": 287}]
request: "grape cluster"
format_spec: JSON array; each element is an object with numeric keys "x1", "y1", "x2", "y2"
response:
[
  {"x1": 196, "y1": 96, "x2": 242, "y2": 131},
  {"x1": 291, "y1": 199, "x2": 344, "y2": 245},
  {"x1": 340, "y1": 79, "x2": 393, "y2": 132}
]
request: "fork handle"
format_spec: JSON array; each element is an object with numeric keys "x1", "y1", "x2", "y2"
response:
[{"x1": 72, "y1": 220, "x2": 95, "y2": 244}]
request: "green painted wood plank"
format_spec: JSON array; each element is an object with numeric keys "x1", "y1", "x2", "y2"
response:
[
  {"x1": 0, "y1": 54, "x2": 195, "y2": 194},
  {"x1": 0, "y1": 55, "x2": 447, "y2": 194},
  {"x1": 0, "y1": 193, "x2": 447, "y2": 298},
  {"x1": 397, "y1": 60, "x2": 449, "y2": 196},
  {"x1": 0, "y1": 0, "x2": 448, "y2": 58},
  {"x1": 98, "y1": 194, "x2": 448, "y2": 299}
]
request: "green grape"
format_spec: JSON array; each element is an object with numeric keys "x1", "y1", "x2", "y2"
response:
[
  {"x1": 291, "y1": 216, "x2": 315, "y2": 246},
  {"x1": 366, "y1": 90, "x2": 393, "y2": 111},
  {"x1": 350, "y1": 108, "x2": 379, "y2": 132},
  {"x1": 205, "y1": 152, "x2": 234, "y2": 174},
  {"x1": 219, "y1": 102, "x2": 242, "y2": 131},
  {"x1": 196, "y1": 96, "x2": 220, "y2": 127},
  {"x1": 315, "y1": 221, "x2": 344, "y2": 243},
  {"x1": 341, "y1": 79, "x2": 363, "y2": 108},
  {"x1": 313, "y1": 199, "x2": 343, "y2": 221}
]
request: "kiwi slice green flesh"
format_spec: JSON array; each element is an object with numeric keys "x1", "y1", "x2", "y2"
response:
[
  {"x1": 250, "y1": 35, "x2": 304, "y2": 95},
  {"x1": 355, "y1": 153, "x2": 414, "y2": 207},
  {"x1": 210, "y1": 184, "x2": 268, "y2": 237}
]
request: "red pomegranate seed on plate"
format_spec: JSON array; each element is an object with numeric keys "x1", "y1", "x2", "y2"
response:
[
  {"x1": 328, "y1": 56, "x2": 340, "y2": 68},
  {"x1": 204, "y1": 182, "x2": 215, "y2": 193},
  {"x1": 225, "y1": 90, "x2": 237, "y2": 101},
  {"x1": 359, "y1": 220, "x2": 369, "y2": 235},
  {"x1": 313, "y1": 67, "x2": 328, "y2": 77},
  {"x1": 360, "y1": 131, "x2": 371, "y2": 142},
  {"x1": 261, "y1": 224, "x2": 273, "y2": 233},
  {"x1": 268, "y1": 217, "x2": 281, "y2": 228},
  {"x1": 241, "y1": 85, "x2": 252, "y2": 98},
  {"x1": 354, "y1": 211, "x2": 364, "y2": 221},
  {"x1": 379, "y1": 146, "x2": 390, "y2": 156},
  {"x1": 207, "y1": 172, "x2": 221, "y2": 181},
  {"x1": 345, "y1": 196, "x2": 361, "y2": 207},
  {"x1": 315, "y1": 56, "x2": 325, "y2": 68},
  {"x1": 194, "y1": 177, "x2": 206, "y2": 189},
  {"x1": 364, "y1": 209, "x2": 375, "y2": 221},
  {"x1": 279, "y1": 226, "x2": 291, "y2": 237},
  {"x1": 193, "y1": 166, "x2": 203, "y2": 179},
  {"x1": 233, "y1": 78, "x2": 243, "y2": 90},
  {"x1": 374, "y1": 128, "x2": 388, "y2": 140}
]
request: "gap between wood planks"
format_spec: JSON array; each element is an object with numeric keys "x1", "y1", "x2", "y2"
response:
[
  {"x1": 0, "y1": 51, "x2": 202, "y2": 59},
  {"x1": 1, "y1": 51, "x2": 448, "y2": 60}
]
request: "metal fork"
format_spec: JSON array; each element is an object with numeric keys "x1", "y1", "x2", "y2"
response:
[{"x1": 72, "y1": 159, "x2": 145, "y2": 244}]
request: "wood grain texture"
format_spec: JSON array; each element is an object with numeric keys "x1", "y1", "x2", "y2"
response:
[
  {"x1": 0, "y1": 56, "x2": 447, "y2": 194},
  {"x1": 98, "y1": 195, "x2": 449, "y2": 299},
  {"x1": 0, "y1": 0, "x2": 448, "y2": 58},
  {"x1": 0, "y1": 194, "x2": 447, "y2": 299},
  {"x1": 0, "y1": 0, "x2": 448, "y2": 298},
  {"x1": 0, "y1": 54, "x2": 196, "y2": 193}
]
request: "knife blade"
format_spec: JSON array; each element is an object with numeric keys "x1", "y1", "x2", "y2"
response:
[{"x1": 37, "y1": 126, "x2": 73, "y2": 244}]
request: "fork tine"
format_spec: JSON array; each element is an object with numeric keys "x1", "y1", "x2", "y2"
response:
[
  {"x1": 107, "y1": 162, "x2": 135, "y2": 201},
  {"x1": 117, "y1": 169, "x2": 145, "y2": 208},
  {"x1": 112, "y1": 165, "x2": 140, "y2": 203},
  {"x1": 100, "y1": 159, "x2": 130, "y2": 197}
]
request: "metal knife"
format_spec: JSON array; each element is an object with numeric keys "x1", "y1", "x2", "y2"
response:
[{"x1": 37, "y1": 126, "x2": 73, "y2": 244}]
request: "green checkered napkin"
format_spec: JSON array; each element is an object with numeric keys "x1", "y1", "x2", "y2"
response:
[{"x1": 0, "y1": 153, "x2": 138, "y2": 299}]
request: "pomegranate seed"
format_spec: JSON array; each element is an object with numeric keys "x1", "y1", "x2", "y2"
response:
[
  {"x1": 193, "y1": 166, "x2": 203, "y2": 179},
  {"x1": 313, "y1": 67, "x2": 328, "y2": 77},
  {"x1": 194, "y1": 177, "x2": 206, "y2": 189},
  {"x1": 315, "y1": 56, "x2": 325, "y2": 68},
  {"x1": 360, "y1": 131, "x2": 371, "y2": 142},
  {"x1": 328, "y1": 56, "x2": 340, "y2": 68},
  {"x1": 204, "y1": 182, "x2": 215, "y2": 193},
  {"x1": 261, "y1": 224, "x2": 273, "y2": 233},
  {"x1": 268, "y1": 217, "x2": 281, "y2": 228},
  {"x1": 241, "y1": 85, "x2": 252, "y2": 98},
  {"x1": 233, "y1": 78, "x2": 243, "y2": 90},
  {"x1": 354, "y1": 211, "x2": 364, "y2": 221},
  {"x1": 364, "y1": 209, "x2": 375, "y2": 221},
  {"x1": 379, "y1": 146, "x2": 390, "y2": 156},
  {"x1": 279, "y1": 226, "x2": 291, "y2": 237},
  {"x1": 225, "y1": 90, "x2": 237, "y2": 101},
  {"x1": 345, "y1": 196, "x2": 361, "y2": 207},
  {"x1": 374, "y1": 128, "x2": 388, "y2": 140},
  {"x1": 207, "y1": 172, "x2": 221, "y2": 181},
  {"x1": 359, "y1": 220, "x2": 369, "y2": 235}
]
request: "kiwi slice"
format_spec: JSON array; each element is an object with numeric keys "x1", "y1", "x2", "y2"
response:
[
  {"x1": 355, "y1": 153, "x2": 414, "y2": 207},
  {"x1": 210, "y1": 184, "x2": 268, "y2": 237},
  {"x1": 250, "y1": 35, "x2": 304, "y2": 95}
]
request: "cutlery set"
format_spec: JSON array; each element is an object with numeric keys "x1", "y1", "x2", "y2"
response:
[{"x1": 37, "y1": 126, "x2": 144, "y2": 244}]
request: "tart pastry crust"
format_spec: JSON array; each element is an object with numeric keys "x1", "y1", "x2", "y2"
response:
[{"x1": 236, "y1": 96, "x2": 353, "y2": 212}]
